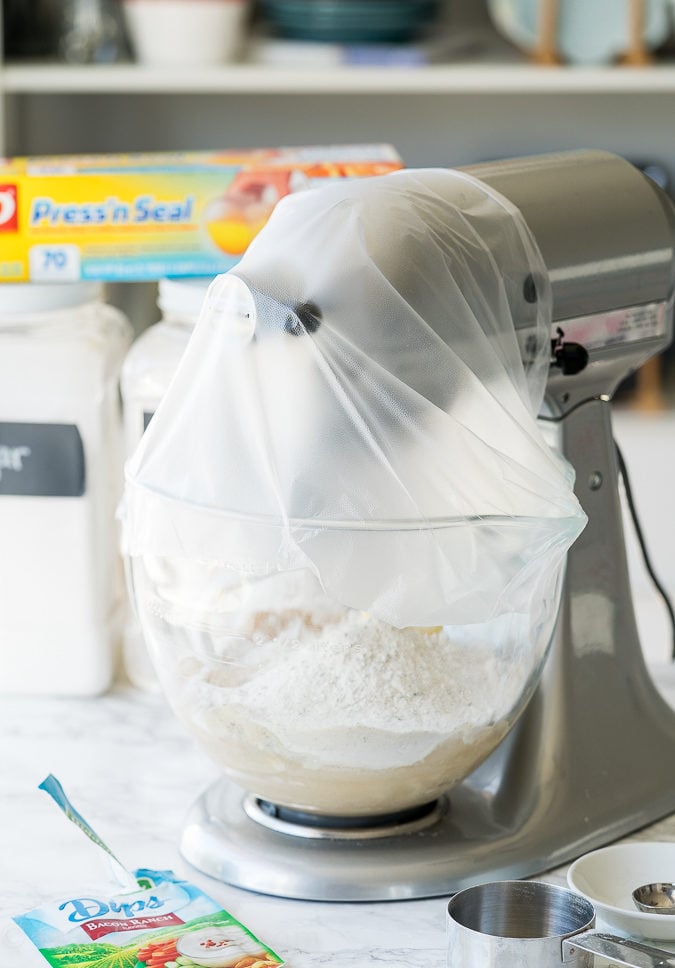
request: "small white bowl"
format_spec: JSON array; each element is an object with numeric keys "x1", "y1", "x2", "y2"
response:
[
  {"x1": 123, "y1": 0, "x2": 248, "y2": 66},
  {"x1": 567, "y1": 841, "x2": 675, "y2": 942}
]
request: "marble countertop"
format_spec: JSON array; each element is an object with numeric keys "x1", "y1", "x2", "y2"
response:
[
  {"x1": 0, "y1": 683, "x2": 455, "y2": 968},
  {"x1": 3, "y1": 659, "x2": 675, "y2": 968}
]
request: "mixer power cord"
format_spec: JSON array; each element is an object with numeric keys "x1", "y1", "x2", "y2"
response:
[{"x1": 615, "y1": 440, "x2": 675, "y2": 661}]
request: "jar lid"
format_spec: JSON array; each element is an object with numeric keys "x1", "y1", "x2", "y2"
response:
[
  {"x1": 0, "y1": 281, "x2": 103, "y2": 316},
  {"x1": 157, "y1": 277, "x2": 213, "y2": 325}
]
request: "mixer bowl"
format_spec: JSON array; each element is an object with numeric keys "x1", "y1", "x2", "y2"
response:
[{"x1": 131, "y1": 518, "x2": 563, "y2": 818}]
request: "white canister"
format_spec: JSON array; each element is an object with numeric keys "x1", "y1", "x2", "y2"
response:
[
  {"x1": 121, "y1": 276, "x2": 211, "y2": 691},
  {"x1": 0, "y1": 282, "x2": 132, "y2": 696}
]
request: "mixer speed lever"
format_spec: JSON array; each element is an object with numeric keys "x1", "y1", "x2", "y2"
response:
[{"x1": 551, "y1": 326, "x2": 589, "y2": 375}]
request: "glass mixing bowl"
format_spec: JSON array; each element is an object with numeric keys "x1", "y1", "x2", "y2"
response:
[{"x1": 131, "y1": 524, "x2": 562, "y2": 818}]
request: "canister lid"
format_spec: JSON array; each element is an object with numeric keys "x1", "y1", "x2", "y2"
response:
[
  {"x1": 157, "y1": 277, "x2": 213, "y2": 325},
  {"x1": 0, "y1": 281, "x2": 103, "y2": 316}
]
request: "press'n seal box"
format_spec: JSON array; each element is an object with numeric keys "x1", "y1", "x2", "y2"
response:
[{"x1": 0, "y1": 145, "x2": 402, "y2": 283}]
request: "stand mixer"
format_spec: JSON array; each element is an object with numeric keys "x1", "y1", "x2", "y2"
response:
[{"x1": 164, "y1": 150, "x2": 675, "y2": 900}]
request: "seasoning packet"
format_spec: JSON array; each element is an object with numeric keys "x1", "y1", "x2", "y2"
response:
[
  {"x1": 14, "y1": 868, "x2": 283, "y2": 968},
  {"x1": 13, "y1": 777, "x2": 284, "y2": 968}
]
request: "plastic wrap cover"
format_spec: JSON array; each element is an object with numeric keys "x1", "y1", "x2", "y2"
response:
[{"x1": 124, "y1": 168, "x2": 586, "y2": 627}]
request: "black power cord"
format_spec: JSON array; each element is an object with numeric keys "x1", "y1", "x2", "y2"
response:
[{"x1": 615, "y1": 440, "x2": 675, "y2": 660}]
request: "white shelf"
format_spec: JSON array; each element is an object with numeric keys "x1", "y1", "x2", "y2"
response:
[{"x1": 6, "y1": 61, "x2": 675, "y2": 95}]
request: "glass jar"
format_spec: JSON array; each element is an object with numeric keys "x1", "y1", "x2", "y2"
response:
[
  {"x1": 121, "y1": 277, "x2": 211, "y2": 691},
  {"x1": 0, "y1": 282, "x2": 131, "y2": 695},
  {"x1": 59, "y1": 0, "x2": 129, "y2": 63}
]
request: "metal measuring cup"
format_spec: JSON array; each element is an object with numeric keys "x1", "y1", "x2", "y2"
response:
[{"x1": 447, "y1": 880, "x2": 675, "y2": 967}]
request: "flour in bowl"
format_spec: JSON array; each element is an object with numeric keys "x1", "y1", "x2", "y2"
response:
[{"x1": 148, "y1": 567, "x2": 543, "y2": 815}]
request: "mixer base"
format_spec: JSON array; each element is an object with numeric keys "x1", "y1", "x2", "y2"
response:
[
  {"x1": 182, "y1": 775, "x2": 510, "y2": 901},
  {"x1": 181, "y1": 692, "x2": 675, "y2": 903}
]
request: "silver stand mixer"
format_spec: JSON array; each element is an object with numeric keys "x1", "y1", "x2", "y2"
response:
[{"x1": 181, "y1": 150, "x2": 675, "y2": 900}]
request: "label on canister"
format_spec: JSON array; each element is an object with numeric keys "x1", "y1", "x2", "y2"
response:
[{"x1": 0, "y1": 422, "x2": 85, "y2": 496}]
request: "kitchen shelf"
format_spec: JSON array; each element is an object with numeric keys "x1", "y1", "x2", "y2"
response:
[{"x1": 6, "y1": 61, "x2": 675, "y2": 96}]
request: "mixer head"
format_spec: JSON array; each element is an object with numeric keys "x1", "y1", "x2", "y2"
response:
[
  {"x1": 465, "y1": 150, "x2": 675, "y2": 412},
  {"x1": 209, "y1": 151, "x2": 675, "y2": 424}
]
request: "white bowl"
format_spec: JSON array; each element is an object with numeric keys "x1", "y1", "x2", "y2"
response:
[
  {"x1": 123, "y1": 0, "x2": 248, "y2": 66},
  {"x1": 567, "y1": 842, "x2": 675, "y2": 942}
]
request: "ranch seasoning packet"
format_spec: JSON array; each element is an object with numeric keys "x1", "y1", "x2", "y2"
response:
[
  {"x1": 13, "y1": 869, "x2": 284, "y2": 968},
  {"x1": 13, "y1": 776, "x2": 284, "y2": 968}
]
